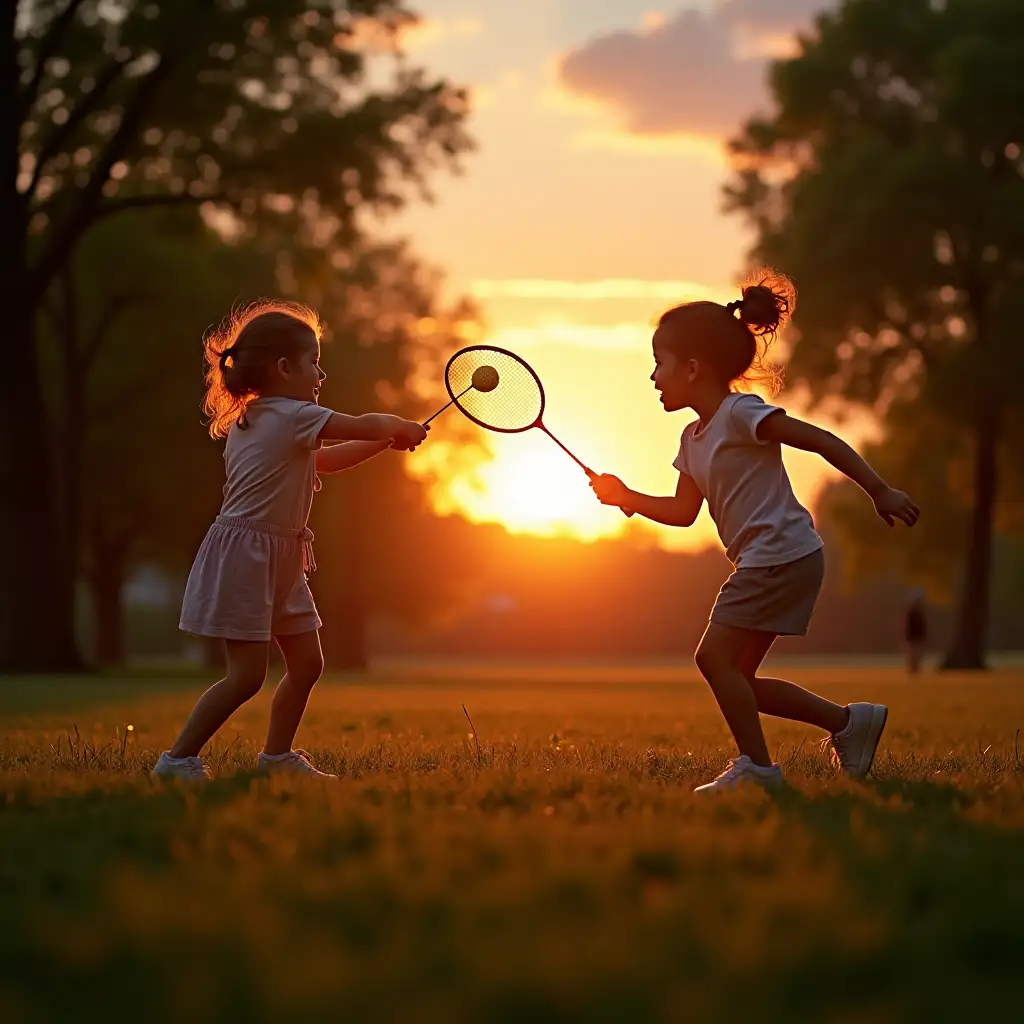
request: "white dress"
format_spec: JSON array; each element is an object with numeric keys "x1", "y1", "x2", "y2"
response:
[{"x1": 179, "y1": 397, "x2": 333, "y2": 641}]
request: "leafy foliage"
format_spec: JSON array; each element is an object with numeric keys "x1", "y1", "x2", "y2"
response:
[
  {"x1": 4, "y1": 0, "x2": 474, "y2": 668},
  {"x1": 17, "y1": 0, "x2": 472, "y2": 302},
  {"x1": 727, "y1": 0, "x2": 1024, "y2": 663},
  {"x1": 728, "y1": 0, "x2": 1024, "y2": 413}
]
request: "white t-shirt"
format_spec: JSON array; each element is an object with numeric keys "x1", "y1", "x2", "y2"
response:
[
  {"x1": 673, "y1": 393, "x2": 822, "y2": 569},
  {"x1": 219, "y1": 397, "x2": 333, "y2": 530}
]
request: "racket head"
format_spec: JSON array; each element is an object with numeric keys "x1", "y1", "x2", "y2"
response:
[{"x1": 444, "y1": 345, "x2": 545, "y2": 434}]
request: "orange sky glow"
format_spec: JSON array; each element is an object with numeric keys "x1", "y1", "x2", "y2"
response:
[{"x1": 394, "y1": 1, "x2": 856, "y2": 552}]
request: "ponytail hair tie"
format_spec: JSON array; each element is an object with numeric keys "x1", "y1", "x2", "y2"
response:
[{"x1": 726, "y1": 299, "x2": 743, "y2": 316}]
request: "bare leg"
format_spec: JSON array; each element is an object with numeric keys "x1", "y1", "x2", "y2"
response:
[
  {"x1": 169, "y1": 640, "x2": 268, "y2": 758},
  {"x1": 695, "y1": 622, "x2": 773, "y2": 767},
  {"x1": 738, "y1": 632, "x2": 849, "y2": 735},
  {"x1": 263, "y1": 630, "x2": 324, "y2": 756}
]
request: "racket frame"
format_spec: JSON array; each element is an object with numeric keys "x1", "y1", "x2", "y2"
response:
[
  {"x1": 443, "y1": 345, "x2": 634, "y2": 517},
  {"x1": 443, "y1": 344, "x2": 546, "y2": 435}
]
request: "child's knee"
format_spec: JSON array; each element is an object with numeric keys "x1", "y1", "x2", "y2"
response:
[
  {"x1": 227, "y1": 670, "x2": 266, "y2": 702},
  {"x1": 694, "y1": 643, "x2": 720, "y2": 682},
  {"x1": 304, "y1": 653, "x2": 324, "y2": 686},
  {"x1": 746, "y1": 673, "x2": 765, "y2": 698},
  {"x1": 289, "y1": 651, "x2": 324, "y2": 688},
  {"x1": 695, "y1": 637, "x2": 742, "y2": 684}
]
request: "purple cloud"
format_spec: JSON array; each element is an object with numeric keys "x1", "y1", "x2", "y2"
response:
[{"x1": 557, "y1": 2, "x2": 834, "y2": 138}]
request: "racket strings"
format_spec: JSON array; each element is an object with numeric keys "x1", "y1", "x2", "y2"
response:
[{"x1": 447, "y1": 348, "x2": 543, "y2": 432}]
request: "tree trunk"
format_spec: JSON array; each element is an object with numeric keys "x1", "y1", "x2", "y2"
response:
[
  {"x1": 1, "y1": 298, "x2": 84, "y2": 672},
  {"x1": 942, "y1": 401, "x2": 1000, "y2": 670},
  {"x1": 329, "y1": 567, "x2": 369, "y2": 669},
  {"x1": 59, "y1": 264, "x2": 85, "y2": 597},
  {"x1": 91, "y1": 558, "x2": 125, "y2": 667},
  {"x1": 313, "y1": 475, "x2": 369, "y2": 670},
  {"x1": 48, "y1": 264, "x2": 87, "y2": 653},
  {"x1": 0, "y1": 14, "x2": 83, "y2": 672}
]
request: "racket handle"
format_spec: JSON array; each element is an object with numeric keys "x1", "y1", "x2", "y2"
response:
[{"x1": 583, "y1": 467, "x2": 635, "y2": 518}]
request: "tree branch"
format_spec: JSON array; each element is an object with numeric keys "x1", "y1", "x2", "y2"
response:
[
  {"x1": 27, "y1": 3, "x2": 206, "y2": 308},
  {"x1": 90, "y1": 190, "x2": 226, "y2": 224},
  {"x1": 16, "y1": 0, "x2": 89, "y2": 128},
  {"x1": 83, "y1": 290, "x2": 152, "y2": 370},
  {"x1": 26, "y1": 54, "x2": 132, "y2": 200},
  {"x1": 59, "y1": 256, "x2": 81, "y2": 363}
]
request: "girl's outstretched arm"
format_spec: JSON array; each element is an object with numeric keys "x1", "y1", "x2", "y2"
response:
[
  {"x1": 316, "y1": 439, "x2": 392, "y2": 474},
  {"x1": 318, "y1": 412, "x2": 426, "y2": 447},
  {"x1": 757, "y1": 411, "x2": 920, "y2": 527},
  {"x1": 590, "y1": 472, "x2": 703, "y2": 527}
]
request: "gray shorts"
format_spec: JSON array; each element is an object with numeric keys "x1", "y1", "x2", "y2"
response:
[
  {"x1": 179, "y1": 516, "x2": 322, "y2": 642},
  {"x1": 711, "y1": 547, "x2": 825, "y2": 637}
]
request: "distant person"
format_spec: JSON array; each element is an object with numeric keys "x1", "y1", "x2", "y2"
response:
[
  {"x1": 904, "y1": 588, "x2": 927, "y2": 675},
  {"x1": 590, "y1": 271, "x2": 919, "y2": 793},
  {"x1": 152, "y1": 302, "x2": 427, "y2": 780}
]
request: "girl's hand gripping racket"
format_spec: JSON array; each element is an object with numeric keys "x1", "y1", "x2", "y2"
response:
[{"x1": 423, "y1": 345, "x2": 634, "y2": 517}]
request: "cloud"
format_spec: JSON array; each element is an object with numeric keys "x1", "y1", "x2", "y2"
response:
[
  {"x1": 555, "y1": 2, "x2": 834, "y2": 140},
  {"x1": 558, "y1": 9, "x2": 765, "y2": 137}
]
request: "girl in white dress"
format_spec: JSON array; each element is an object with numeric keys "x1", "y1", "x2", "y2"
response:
[{"x1": 153, "y1": 302, "x2": 426, "y2": 780}]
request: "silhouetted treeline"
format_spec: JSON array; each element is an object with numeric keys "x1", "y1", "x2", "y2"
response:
[
  {"x1": 119, "y1": 513, "x2": 1022, "y2": 666},
  {"x1": 359, "y1": 520, "x2": 1017, "y2": 662}
]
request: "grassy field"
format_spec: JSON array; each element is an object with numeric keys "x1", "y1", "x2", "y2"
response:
[{"x1": 2, "y1": 664, "x2": 1024, "y2": 1022}]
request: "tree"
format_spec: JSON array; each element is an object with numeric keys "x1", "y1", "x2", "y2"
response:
[
  {"x1": 45, "y1": 210, "x2": 278, "y2": 664},
  {"x1": 727, "y1": 0, "x2": 1024, "y2": 668},
  {"x1": 44, "y1": 209, "x2": 479, "y2": 668},
  {"x1": 819, "y1": 396, "x2": 1024, "y2": 633},
  {"x1": 3, "y1": 0, "x2": 471, "y2": 670}
]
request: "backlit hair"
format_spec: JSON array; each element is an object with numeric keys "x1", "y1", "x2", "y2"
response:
[
  {"x1": 656, "y1": 268, "x2": 796, "y2": 395},
  {"x1": 202, "y1": 300, "x2": 322, "y2": 438}
]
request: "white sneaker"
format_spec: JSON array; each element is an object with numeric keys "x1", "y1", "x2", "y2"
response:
[
  {"x1": 257, "y1": 749, "x2": 337, "y2": 779},
  {"x1": 827, "y1": 703, "x2": 888, "y2": 778},
  {"x1": 151, "y1": 752, "x2": 211, "y2": 781},
  {"x1": 693, "y1": 755, "x2": 783, "y2": 794}
]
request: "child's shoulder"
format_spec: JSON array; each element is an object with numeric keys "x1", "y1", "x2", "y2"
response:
[
  {"x1": 252, "y1": 396, "x2": 308, "y2": 412},
  {"x1": 247, "y1": 397, "x2": 335, "y2": 452},
  {"x1": 728, "y1": 392, "x2": 770, "y2": 412},
  {"x1": 226, "y1": 397, "x2": 306, "y2": 442},
  {"x1": 725, "y1": 392, "x2": 777, "y2": 426},
  {"x1": 247, "y1": 396, "x2": 326, "y2": 423}
]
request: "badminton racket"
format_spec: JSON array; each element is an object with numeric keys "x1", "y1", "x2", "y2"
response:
[{"x1": 423, "y1": 345, "x2": 634, "y2": 517}]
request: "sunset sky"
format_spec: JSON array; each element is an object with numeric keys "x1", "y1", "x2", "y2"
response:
[{"x1": 397, "y1": 0, "x2": 862, "y2": 550}]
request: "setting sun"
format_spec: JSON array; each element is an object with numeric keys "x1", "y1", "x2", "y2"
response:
[
  {"x1": 410, "y1": 311, "x2": 877, "y2": 552},
  {"x1": 449, "y1": 434, "x2": 615, "y2": 539}
]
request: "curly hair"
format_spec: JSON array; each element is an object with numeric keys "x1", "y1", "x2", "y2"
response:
[
  {"x1": 656, "y1": 268, "x2": 797, "y2": 395},
  {"x1": 202, "y1": 300, "x2": 322, "y2": 438}
]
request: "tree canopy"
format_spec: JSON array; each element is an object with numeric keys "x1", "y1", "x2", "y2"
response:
[
  {"x1": 2, "y1": 0, "x2": 472, "y2": 670},
  {"x1": 727, "y1": 0, "x2": 1024, "y2": 667}
]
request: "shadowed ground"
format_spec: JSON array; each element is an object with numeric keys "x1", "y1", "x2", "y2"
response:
[{"x1": 2, "y1": 666, "x2": 1023, "y2": 1021}]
